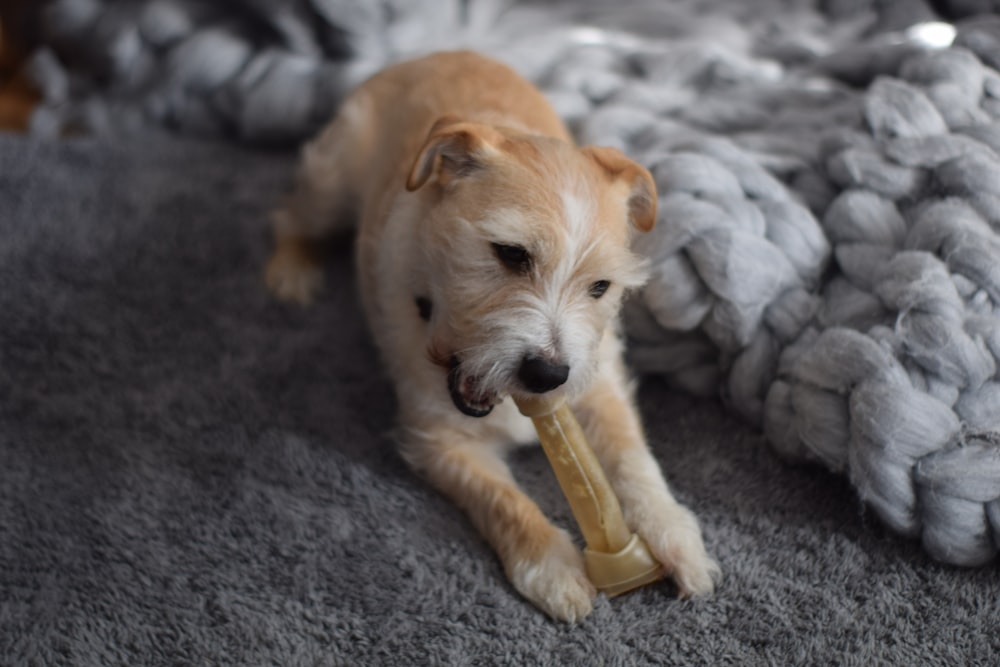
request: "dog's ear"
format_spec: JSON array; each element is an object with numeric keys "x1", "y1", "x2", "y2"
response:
[
  {"x1": 406, "y1": 117, "x2": 504, "y2": 191},
  {"x1": 581, "y1": 146, "x2": 657, "y2": 233}
]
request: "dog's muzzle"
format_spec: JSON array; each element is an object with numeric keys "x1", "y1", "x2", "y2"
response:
[{"x1": 447, "y1": 356, "x2": 497, "y2": 417}]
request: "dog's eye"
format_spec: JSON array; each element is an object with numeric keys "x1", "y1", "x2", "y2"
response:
[
  {"x1": 589, "y1": 280, "x2": 611, "y2": 298},
  {"x1": 491, "y1": 243, "x2": 531, "y2": 273}
]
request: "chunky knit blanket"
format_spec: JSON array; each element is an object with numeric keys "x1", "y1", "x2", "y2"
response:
[{"x1": 28, "y1": 0, "x2": 1000, "y2": 566}]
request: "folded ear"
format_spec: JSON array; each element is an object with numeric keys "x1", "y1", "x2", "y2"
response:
[
  {"x1": 581, "y1": 146, "x2": 657, "y2": 233},
  {"x1": 406, "y1": 117, "x2": 504, "y2": 191}
]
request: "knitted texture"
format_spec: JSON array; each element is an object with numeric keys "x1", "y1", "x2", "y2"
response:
[
  {"x1": 29, "y1": 0, "x2": 583, "y2": 142},
  {"x1": 27, "y1": 0, "x2": 1000, "y2": 565},
  {"x1": 765, "y1": 48, "x2": 1000, "y2": 565},
  {"x1": 28, "y1": 0, "x2": 869, "y2": 141},
  {"x1": 582, "y1": 39, "x2": 1000, "y2": 564}
]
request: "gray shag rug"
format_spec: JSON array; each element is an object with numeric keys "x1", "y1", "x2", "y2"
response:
[{"x1": 2, "y1": 132, "x2": 999, "y2": 665}]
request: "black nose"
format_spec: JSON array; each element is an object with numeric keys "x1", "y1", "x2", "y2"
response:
[{"x1": 517, "y1": 356, "x2": 570, "y2": 394}]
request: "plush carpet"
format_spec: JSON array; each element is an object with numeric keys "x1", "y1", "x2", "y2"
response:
[{"x1": 1, "y1": 131, "x2": 998, "y2": 665}]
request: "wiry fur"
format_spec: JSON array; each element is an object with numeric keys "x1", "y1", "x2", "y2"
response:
[{"x1": 266, "y1": 50, "x2": 719, "y2": 621}]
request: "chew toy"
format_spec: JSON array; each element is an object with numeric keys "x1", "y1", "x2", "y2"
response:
[{"x1": 514, "y1": 395, "x2": 665, "y2": 597}]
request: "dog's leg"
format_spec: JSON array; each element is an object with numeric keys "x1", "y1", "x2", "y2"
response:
[
  {"x1": 266, "y1": 232, "x2": 325, "y2": 305},
  {"x1": 573, "y1": 361, "x2": 721, "y2": 598},
  {"x1": 266, "y1": 96, "x2": 371, "y2": 305},
  {"x1": 403, "y1": 434, "x2": 596, "y2": 622}
]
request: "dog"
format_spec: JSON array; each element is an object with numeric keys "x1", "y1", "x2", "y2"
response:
[{"x1": 265, "y1": 51, "x2": 719, "y2": 621}]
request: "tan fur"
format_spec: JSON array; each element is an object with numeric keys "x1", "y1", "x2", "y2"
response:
[{"x1": 266, "y1": 51, "x2": 719, "y2": 621}]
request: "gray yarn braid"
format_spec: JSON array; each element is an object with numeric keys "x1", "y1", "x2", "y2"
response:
[
  {"x1": 27, "y1": 0, "x2": 1000, "y2": 565},
  {"x1": 765, "y1": 48, "x2": 1000, "y2": 565},
  {"x1": 30, "y1": 0, "x2": 529, "y2": 141},
  {"x1": 564, "y1": 37, "x2": 1000, "y2": 564},
  {"x1": 27, "y1": 0, "x2": 867, "y2": 141}
]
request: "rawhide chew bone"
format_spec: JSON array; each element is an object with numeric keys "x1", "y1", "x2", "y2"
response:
[{"x1": 514, "y1": 395, "x2": 664, "y2": 597}]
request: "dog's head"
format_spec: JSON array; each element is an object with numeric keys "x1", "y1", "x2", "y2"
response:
[{"x1": 406, "y1": 117, "x2": 656, "y2": 417}]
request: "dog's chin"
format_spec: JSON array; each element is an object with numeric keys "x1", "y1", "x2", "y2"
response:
[{"x1": 447, "y1": 356, "x2": 498, "y2": 418}]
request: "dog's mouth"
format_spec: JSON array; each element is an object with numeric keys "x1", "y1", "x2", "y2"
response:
[{"x1": 447, "y1": 356, "x2": 497, "y2": 418}]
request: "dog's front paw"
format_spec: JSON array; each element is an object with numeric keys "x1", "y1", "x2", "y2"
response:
[
  {"x1": 506, "y1": 528, "x2": 596, "y2": 622},
  {"x1": 637, "y1": 502, "x2": 720, "y2": 599},
  {"x1": 265, "y1": 249, "x2": 323, "y2": 305}
]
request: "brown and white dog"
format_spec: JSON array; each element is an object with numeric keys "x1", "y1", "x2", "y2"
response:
[{"x1": 266, "y1": 51, "x2": 719, "y2": 621}]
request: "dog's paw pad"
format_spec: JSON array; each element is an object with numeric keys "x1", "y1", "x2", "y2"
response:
[
  {"x1": 508, "y1": 531, "x2": 596, "y2": 622},
  {"x1": 265, "y1": 253, "x2": 323, "y2": 305},
  {"x1": 640, "y1": 504, "x2": 721, "y2": 599}
]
